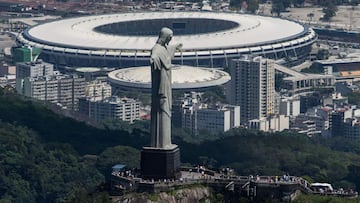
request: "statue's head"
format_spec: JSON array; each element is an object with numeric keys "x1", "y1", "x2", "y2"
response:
[{"x1": 157, "y1": 27, "x2": 173, "y2": 46}]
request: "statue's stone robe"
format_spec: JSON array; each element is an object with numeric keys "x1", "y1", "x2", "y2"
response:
[{"x1": 150, "y1": 43, "x2": 177, "y2": 149}]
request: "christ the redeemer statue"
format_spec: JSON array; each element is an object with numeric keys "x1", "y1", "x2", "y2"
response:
[
  {"x1": 140, "y1": 27, "x2": 182, "y2": 179},
  {"x1": 150, "y1": 27, "x2": 182, "y2": 149}
]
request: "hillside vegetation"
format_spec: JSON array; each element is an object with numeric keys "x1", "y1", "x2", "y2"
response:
[
  {"x1": 2, "y1": 87, "x2": 360, "y2": 201},
  {"x1": 0, "y1": 122, "x2": 104, "y2": 202}
]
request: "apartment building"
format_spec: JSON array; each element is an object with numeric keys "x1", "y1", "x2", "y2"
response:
[
  {"x1": 228, "y1": 56, "x2": 275, "y2": 124},
  {"x1": 78, "y1": 96, "x2": 140, "y2": 123}
]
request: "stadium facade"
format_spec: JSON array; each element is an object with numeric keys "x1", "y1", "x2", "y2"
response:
[{"x1": 16, "y1": 12, "x2": 317, "y2": 68}]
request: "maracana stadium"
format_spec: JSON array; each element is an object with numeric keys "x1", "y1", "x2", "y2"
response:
[{"x1": 16, "y1": 11, "x2": 317, "y2": 68}]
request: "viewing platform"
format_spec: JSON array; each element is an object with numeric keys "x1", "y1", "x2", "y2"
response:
[{"x1": 110, "y1": 166, "x2": 358, "y2": 201}]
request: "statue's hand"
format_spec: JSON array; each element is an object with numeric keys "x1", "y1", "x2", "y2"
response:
[{"x1": 176, "y1": 43, "x2": 183, "y2": 50}]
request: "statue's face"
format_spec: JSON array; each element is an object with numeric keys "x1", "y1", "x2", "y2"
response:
[
  {"x1": 157, "y1": 27, "x2": 173, "y2": 46},
  {"x1": 165, "y1": 34, "x2": 173, "y2": 45}
]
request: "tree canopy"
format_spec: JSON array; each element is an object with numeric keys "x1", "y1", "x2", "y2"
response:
[
  {"x1": 301, "y1": 62, "x2": 324, "y2": 74},
  {"x1": 0, "y1": 122, "x2": 104, "y2": 202},
  {"x1": 3, "y1": 86, "x2": 360, "y2": 201},
  {"x1": 320, "y1": 0, "x2": 338, "y2": 21},
  {"x1": 271, "y1": 0, "x2": 292, "y2": 16}
]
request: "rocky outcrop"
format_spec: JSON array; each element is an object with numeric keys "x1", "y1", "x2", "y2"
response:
[{"x1": 113, "y1": 186, "x2": 212, "y2": 203}]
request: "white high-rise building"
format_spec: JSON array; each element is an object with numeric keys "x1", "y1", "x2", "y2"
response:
[
  {"x1": 16, "y1": 60, "x2": 86, "y2": 110},
  {"x1": 58, "y1": 75, "x2": 86, "y2": 110},
  {"x1": 22, "y1": 74, "x2": 85, "y2": 110},
  {"x1": 78, "y1": 96, "x2": 140, "y2": 123},
  {"x1": 173, "y1": 92, "x2": 240, "y2": 136},
  {"x1": 224, "y1": 105, "x2": 241, "y2": 128},
  {"x1": 181, "y1": 105, "x2": 240, "y2": 136},
  {"x1": 197, "y1": 108, "x2": 231, "y2": 134},
  {"x1": 16, "y1": 60, "x2": 54, "y2": 79},
  {"x1": 85, "y1": 80, "x2": 112, "y2": 100},
  {"x1": 16, "y1": 60, "x2": 54, "y2": 94},
  {"x1": 248, "y1": 115, "x2": 289, "y2": 132},
  {"x1": 228, "y1": 56, "x2": 275, "y2": 124},
  {"x1": 279, "y1": 95, "x2": 300, "y2": 117},
  {"x1": 23, "y1": 78, "x2": 47, "y2": 101}
]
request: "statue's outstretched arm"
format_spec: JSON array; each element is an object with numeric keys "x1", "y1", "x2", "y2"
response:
[{"x1": 167, "y1": 43, "x2": 182, "y2": 58}]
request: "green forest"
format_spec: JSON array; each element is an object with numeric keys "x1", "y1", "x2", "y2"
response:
[{"x1": 2, "y1": 87, "x2": 360, "y2": 202}]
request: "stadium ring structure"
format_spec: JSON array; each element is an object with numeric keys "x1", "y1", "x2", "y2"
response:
[
  {"x1": 16, "y1": 12, "x2": 317, "y2": 68},
  {"x1": 108, "y1": 65, "x2": 231, "y2": 91}
]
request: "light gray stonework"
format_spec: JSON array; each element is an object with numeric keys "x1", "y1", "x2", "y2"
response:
[{"x1": 150, "y1": 27, "x2": 182, "y2": 149}]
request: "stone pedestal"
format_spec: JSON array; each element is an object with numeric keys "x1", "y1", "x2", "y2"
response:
[{"x1": 141, "y1": 145, "x2": 180, "y2": 180}]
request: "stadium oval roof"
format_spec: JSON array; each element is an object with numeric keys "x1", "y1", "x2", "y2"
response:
[
  {"x1": 16, "y1": 11, "x2": 317, "y2": 68},
  {"x1": 20, "y1": 12, "x2": 308, "y2": 51},
  {"x1": 107, "y1": 65, "x2": 231, "y2": 89},
  {"x1": 75, "y1": 67, "x2": 101, "y2": 73}
]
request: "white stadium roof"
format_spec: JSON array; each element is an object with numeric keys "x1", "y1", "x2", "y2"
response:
[
  {"x1": 75, "y1": 67, "x2": 101, "y2": 72},
  {"x1": 17, "y1": 11, "x2": 316, "y2": 68},
  {"x1": 107, "y1": 65, "x2": 231, "y2": 89},
  {"x1": 22, "y1": 12, "x2": 306, "y2": 51}
]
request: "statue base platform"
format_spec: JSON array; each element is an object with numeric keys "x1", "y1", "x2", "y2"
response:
[{"x1": 141, "y1": 145, "x2": 181, "y2": 180}]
